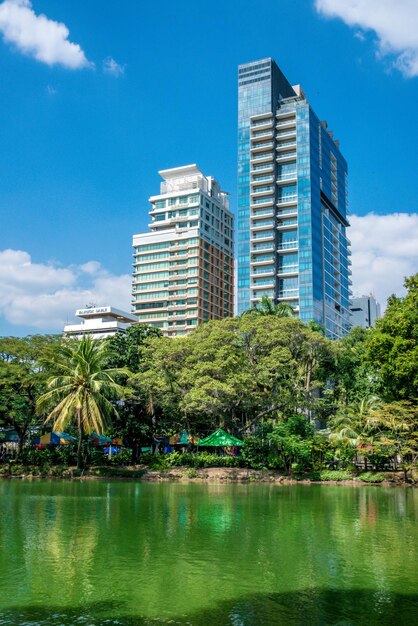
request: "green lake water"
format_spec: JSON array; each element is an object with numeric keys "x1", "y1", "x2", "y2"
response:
[{"x1": 0, "y1": 481, "x2": 417, "y2": 625}]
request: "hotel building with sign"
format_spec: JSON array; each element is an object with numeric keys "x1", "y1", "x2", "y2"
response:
[{"x1": 64, "y1": 306, "x2": 137, "y2": 340}]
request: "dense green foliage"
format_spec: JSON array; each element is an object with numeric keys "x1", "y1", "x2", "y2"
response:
[
  {"x1": 36, "y1": 336, "x2": 128, "y2": 468},
  {"x1": 0, "y1": 274, "x2": 417, "y2": 477}
]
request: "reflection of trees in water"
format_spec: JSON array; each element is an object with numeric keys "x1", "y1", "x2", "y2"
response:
[
  {"x1": 1, "y1": 482, "x2": 417, "y2": 620},
  {"x1": 2, "y1": 588, "x2": 418, "y2": 625}
]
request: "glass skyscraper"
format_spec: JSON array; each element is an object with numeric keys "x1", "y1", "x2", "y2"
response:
[{"x1": 237, "y1": 58, "x2": 351, "y2": 338}]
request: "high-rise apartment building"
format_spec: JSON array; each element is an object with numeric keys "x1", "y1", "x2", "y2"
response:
[
  {"x1": 237, "y1": 58, "x2": 351, "y2": 338},
  {"x1": 350, "y1": 295, "x2": 381, "y2": 328},
  {"x1": 132, "y1": 165, "x2": 234, "y2": 336}
]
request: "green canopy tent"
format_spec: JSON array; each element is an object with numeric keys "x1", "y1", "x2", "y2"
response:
[{"x1": 197, "y1": 429, "x2": 244, "y2": 447}]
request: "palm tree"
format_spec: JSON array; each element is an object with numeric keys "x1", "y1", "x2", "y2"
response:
[
  {"x1": 243, "y1": 296, "x2": 294, "y2": 318},
  {"x1": 329, "y1": 396, "x2": 380, "y2": 464},
  {"x1": 36, "y1": 336, "x2": 128, "y2": 469}
]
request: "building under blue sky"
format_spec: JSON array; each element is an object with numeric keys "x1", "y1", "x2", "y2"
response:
[
  {"x1": 238, "y1": 58, "x2": 351, "y2": 338},
  {"x1": 0, "y1": 0, "x2": 417, "y2": 335}
]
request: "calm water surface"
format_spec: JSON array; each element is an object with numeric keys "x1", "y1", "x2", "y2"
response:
[{"x1": 0, "y1": 480, "x2": 417, "y2": 625}]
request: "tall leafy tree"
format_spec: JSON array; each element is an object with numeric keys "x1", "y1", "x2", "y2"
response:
[
  {"x1": 0, "y1": 335, "x2": 59, "y2": 459},
  {"x1": 333, "y1": 326, "x2": 378, "y2": 405},
  {"x1": 366, "y1": 274, "x2": 418, "y2": 401},
  {"x1": 138, "y1": 316, "x2": 334, "y2": 436},
  {"x1": 105, "y1": 324, "x2": 163, "y2": 461},
  {"x1": 36, "y1": 336, "x2": 127, "y2": 469},
  {"x1": 106, "y1": 324, "x2": 162, "y2": 373}
]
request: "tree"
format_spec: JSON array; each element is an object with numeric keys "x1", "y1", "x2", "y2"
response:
[
  {"x1": 0, "y1": 335, "x2": 59, "y2": 459},
  {"x1": 333, "y1": 326, "x2": 378, "y2": 405},
  {"x1": 329, "y1": 396, "x2": 379, "y2": 456},
  {"x1": 243, "y1": 296, "x2": 294, "y2": 318},
  {"x1": 136, "y1": 316, "x2": 334, "y2": 437},
  {"x1": 268, "y1": 415, "x2": 314, "y2": 472},
  {"x1": 106, "y1": 324, "x2": 162, "y2": 373},
  {"x1": 366, "y1": 274, "x2": 418, "y2": 401},
  {"x1": 366, "y1": 401, "x2": 418, "y2": 477},
  {"x1": 36, "y1": 336, "x2": 127, "y2": 469},
  {"x1": 106, "y1": 324, "x2": 163, "y2": 462}
]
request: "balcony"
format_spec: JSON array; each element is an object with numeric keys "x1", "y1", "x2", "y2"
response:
[
  {"x1": 277, "y1": 195, "x2": 298, "y2": 206},
  {"x1": 251, "y1": 174, "x2": 274, "y2": 185},
  {"x1": 276, "y1": 127, "x2": 296, "y2": 137},
  {"x1": 277, "y1": 265, "x2": 298, "y2": 277},
  {"x1": 251, "y1": 163, "x2": 274, "y2": 174},
  {"x1": 251, "y1": 231, "x2": 275, "y2": 241},
  {"x1": 251, "y1": 208, "x2": 274, "y2": 218},
  {"x1": 278, "y1": 289, "x2": 299, "y2": 299},
  {"x1": 276, "y1": 141, "x2": 296, "y2": 151},
  {"x1": 250, "y1": 152, "x2": 274, "y2": 163},
  {"x1": 251, "y1": 242, "x2": 275, "y2": 252},
  {"x1": 277, "y1": 219, "x2": 298, "y2": 230},
  {"x1": 276, "y1": 118, "x2": 296, "y2": 129},
  {"x1": 276, "y1": 151, "x2": 296, "y2": 162},
  {"x1": 277, "y1": 206, "x2": 298, "y2": 217},
  {"x1": 251, "y1": 185, "x2": 274, "y2": 197},
  {"x1": 251, "y1": 219, "x2": 275, "y2": 231},
  {"x1": 251, "y1": 197, "x2": 274, "y2": 208},
  {"x1": 251, "y1": 129, "x2": 273, "y2": 139},
  {"x1": 277, "y1": 241, "x2": 298, "y2": 251},
  {"x1": 251, "y1": 141, "x2": 273, "y2": 152},
  {"x1": 251, "y1": 255, "x2": 275, "y2": 265},
  {"x1": 252, "y1": 279, "x2": 275, "y2": 289},
  {"x1": 277, "y1": 173, "x2": 297, "y2": 182},
  {"x1": 251, "y1": 117, "x2": 273, "y2": 129}
]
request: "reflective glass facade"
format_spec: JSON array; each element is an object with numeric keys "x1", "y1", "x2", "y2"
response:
[{"x1": 237, "y1": 58, "x2": 351, "y2": 338}]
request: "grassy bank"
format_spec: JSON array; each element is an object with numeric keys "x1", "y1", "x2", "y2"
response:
[{"x1": 0, "y1": 464, "x2": 416, "y2": 485}]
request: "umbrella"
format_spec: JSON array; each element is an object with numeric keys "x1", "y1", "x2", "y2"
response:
[
  {"x1": 32, "y1": 432, "x2": 76, "y2": 446},
  {"x1": 90, "y1": 432, "x2": 112, "y2": 446}
]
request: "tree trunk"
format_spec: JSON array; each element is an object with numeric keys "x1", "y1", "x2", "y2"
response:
[
  {"x1": 305, "y1": 357, "x2": 313, "y2": 422},
  {"x1": 15, "y1": 428, "x2": 27, "y2": 461},
  {"x1": 77, "y1": 410, "x2": 84, "y2": 470},
  {"x1": 131, "y1": 443, "x2": 139, "y2": 465}
]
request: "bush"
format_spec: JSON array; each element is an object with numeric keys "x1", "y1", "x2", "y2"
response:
[
  {"x1": 241, "y1": 436, "x2": 270, "y2": 470},
  {"x1": 293, "y1": 470, "x2": 353, "y2": 481},
  {"x1": 317, "y1": 470, "x2": 353, "y2": 481},
  {"x1": 143, "y1": 451, "x2": 241, "y2": 470},
  {"x1": 357, "y1": 472, "x2": 387, "y2": 483},
  {"x1": 20, "y1": 445, "x2": 78, "y2": 467}
]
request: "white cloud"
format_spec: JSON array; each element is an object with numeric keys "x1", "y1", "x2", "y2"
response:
[
  {"x1": 349, "y1": 212, "x2": 418, "y2": 309},
  {"x1": 0, "y1": 249, "x2": 131, "y2": 331},
  {"x1": 315, "y1": 0, "x2": 418, "y2": 77},
  {"x1": 0, "y1": 0, "x2": 92, "y2": 69},
  {"x1": 102, "y1": 56, "x2": 125, "y2": 77}
]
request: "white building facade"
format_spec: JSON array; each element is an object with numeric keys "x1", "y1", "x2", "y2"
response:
[
  {"x1": 64, "y1": 306, "x2": 137, "y2": 340},
  {"x1": 132, "y1": 165, "x2": 234, "y2": 336}
]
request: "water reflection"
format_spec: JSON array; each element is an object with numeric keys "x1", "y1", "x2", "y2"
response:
[{"x1": 0, "y1": 481, "x2": 417, "y2": 623}]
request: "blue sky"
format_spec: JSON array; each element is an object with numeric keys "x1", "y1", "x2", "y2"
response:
[{"x1": 0, "y1": 0, "x2": 417, "y2": 335}]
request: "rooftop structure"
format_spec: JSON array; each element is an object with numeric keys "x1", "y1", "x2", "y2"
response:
[
  {"x1": 63, "y1": 306, "x2": 137, "y2": 340},
  {"x1": 350, "y1": 295, "x2": 381, "y2": 328}
]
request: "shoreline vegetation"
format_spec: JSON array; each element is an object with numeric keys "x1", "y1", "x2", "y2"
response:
[
  {"x1": 1, "y1": 276, "x2": 417, "y2": 483},
  {"x1": 0, "y1": 465, "x2": 416, "y2": 486}
]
